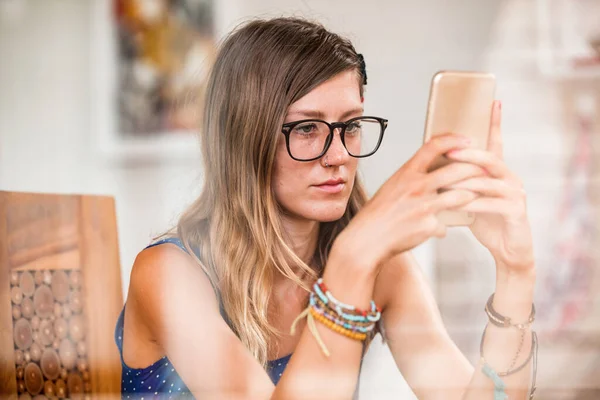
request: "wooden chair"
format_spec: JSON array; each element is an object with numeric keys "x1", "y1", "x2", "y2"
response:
[{"x1": 0, "y1": 191, "x2": 123, "y2": 398}]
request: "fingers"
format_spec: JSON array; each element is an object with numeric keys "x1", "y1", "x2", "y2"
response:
[
  {"x1": 453, "y1": 197, "x2": 527, "y2": 220},
  {"x1": 411, "y1": 133, "x2": 472, "y2": 172},
  {"x1": 443, "y1": 176, "x2": 525, "y2": 198},
  {"x1": 426, "y1": 162, "x2": 487, "y2": 191},
  {"x1": 445, "y1": 148, "x2": 522, "y2": 186},
  {"x1": 429, "y1": 188, "x2": 478, "y2": 214},
  {"x1": 445, "y1": 148, "x2": 504, "y2": 177},
  {"x1": 487, "y1": 100, "x2": 503, "y2": 160},
  {"x1": 420, "y1": 214, "x2": 448, "y2": 239}
]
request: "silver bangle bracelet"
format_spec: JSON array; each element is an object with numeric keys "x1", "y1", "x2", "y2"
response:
[{"x1": 485, "y1": 293, "x2": 535, "y2": 329}]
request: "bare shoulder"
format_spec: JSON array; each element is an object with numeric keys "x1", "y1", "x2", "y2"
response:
[
  {"x1": 131, "y1": 243, "x2": 218, "y2": 301},
  {"x1": 124, "y1": 243, "x2": 274, "y2": 397},
  {"x1": 132, "y1": 243, "x2": 214, "y2": 287},
  {"x1": 127, "y1": 243, "x2": 221, "y2": 339}
]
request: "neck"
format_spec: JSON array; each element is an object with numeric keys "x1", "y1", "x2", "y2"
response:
[{"x1": 274, "y1": 213, "x2": 320, "y2": 286}]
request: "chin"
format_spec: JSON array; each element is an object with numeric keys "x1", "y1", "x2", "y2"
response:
[
  {"x1": 317, "y1": 213, "x2": 346, "y2": 222},
  {"x1": 303, "y1": 199, "x2": 349, "y2": 222}
]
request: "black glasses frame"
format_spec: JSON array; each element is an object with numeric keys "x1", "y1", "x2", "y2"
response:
[{"x1": 280, "y1": 116, "x2": 389, "y2": 162}]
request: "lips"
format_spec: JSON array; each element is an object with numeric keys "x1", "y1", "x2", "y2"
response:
[
  {"x1": 315, "y1": 178, "x2": 345, "y2": 186},
  {"x1": 313, "y1": 178, "x2": 346, "y2": 194}
]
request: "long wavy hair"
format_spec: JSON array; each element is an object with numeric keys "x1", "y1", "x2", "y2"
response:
[{"x1": 158, "y1": 17, "x2": 370, "y2": 368}]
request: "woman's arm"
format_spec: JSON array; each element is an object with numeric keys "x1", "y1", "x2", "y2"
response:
[
  {"x1": 125, "y1": 241, "x2": 378, "y2": 400},
  {"x1": 374, "y1": 251, "x2": 535, "y2": 400},
  {"x1": 374, "y1": 99, "x2": 537, "y2": 399}
]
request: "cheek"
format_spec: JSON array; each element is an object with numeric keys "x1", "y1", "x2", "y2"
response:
[{"x1": 273, "y1": 150, "x2": 308, "y2": 201}]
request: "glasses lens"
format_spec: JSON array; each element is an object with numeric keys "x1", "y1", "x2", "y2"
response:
[
  {"x1": 344, "y1": 117, "x2": 382, "y2": 157},
  {"x1": 288, "y1": 120, "x2": 331, "y2": 160}
]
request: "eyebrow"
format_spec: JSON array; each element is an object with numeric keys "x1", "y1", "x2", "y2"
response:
[{"x1": 287, "y1": 107, "x2": 364, "y2": 120}]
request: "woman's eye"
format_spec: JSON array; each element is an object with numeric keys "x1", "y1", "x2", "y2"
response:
[
  {"x1": 347, "y1": 123, "x2": 362, "y2": 132},
  {"x1": 294, "y1": 124, "x2": 316, "y2": 134}
]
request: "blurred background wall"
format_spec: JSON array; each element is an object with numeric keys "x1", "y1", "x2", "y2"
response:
[{"x1": 1, "y1": 0, "x2": 599, "y2": 398}]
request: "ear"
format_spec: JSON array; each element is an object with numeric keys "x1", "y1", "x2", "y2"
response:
[{"x1": 487, "y1": 100, "x2": 503, "y2": 160}]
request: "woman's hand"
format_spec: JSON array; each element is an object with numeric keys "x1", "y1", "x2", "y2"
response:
[
  {"x1": 337, "y1": 133, "x2": 488, "y2": 272},
  {"x1": 443, "y1": 101, "x2": 535, "y2": 274}
]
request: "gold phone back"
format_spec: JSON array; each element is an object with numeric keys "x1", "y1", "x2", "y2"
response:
[{"x1": 423, "y1": 71, "x2": 496, "y2": 226}]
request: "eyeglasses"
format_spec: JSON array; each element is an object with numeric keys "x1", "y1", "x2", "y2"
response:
[{"x1": 281, "y1": 116, "x2": 388, "y2": 162}]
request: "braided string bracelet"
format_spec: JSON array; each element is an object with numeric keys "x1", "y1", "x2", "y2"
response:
[
  {"x1": 290, "y1": 278, "x2": 381, "y2": 357},
  {"x1": 314, "y1": 278, "x2": 381, "y2": 322},
  {"x1": 311, "y1": 296, "x2": 375, "y2": 333}
]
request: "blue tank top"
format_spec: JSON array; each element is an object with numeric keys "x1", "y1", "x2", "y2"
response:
[{"x1": 114, "y1": 237, "x2": 365, "y2": 398}]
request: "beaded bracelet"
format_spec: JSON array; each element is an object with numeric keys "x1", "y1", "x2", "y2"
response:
[
  {"x1": 309, "y1": 308, "x2": 367, "y2": 341},
  {"x1": 311, "y1": 295, "x2": 375, "y2": 328},
  {"x1": 314, "y1": 279, "x2": 381, "y2": 322},
  {"x1": 290, "y1": 278, "x2": 381, "y2": 357},
  {"x1": 312, "y1": 282, "x2": 380, "y2": 333},
  {"x1": 311, "y1": 296, "x2": 375, "y2": 333}
]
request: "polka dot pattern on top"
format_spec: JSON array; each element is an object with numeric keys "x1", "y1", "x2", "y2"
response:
[{"x1": 115, "y1": 306, "x2": 292, "y2": 398}]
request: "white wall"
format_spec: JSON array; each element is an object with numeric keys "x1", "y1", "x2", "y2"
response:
[{"x1": 0, "y1": 1, "x2": 501, "y2": 398}]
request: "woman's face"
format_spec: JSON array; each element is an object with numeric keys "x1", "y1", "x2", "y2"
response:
[{"x1": 273, "y1": 70, "x2": 363, "y2": 222}]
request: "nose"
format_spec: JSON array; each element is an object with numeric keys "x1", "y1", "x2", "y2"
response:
[{"x1": 322, "y1": 127, "x2": 350, "y2": 166}]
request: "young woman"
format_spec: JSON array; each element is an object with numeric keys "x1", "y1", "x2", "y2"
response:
[{"x1": 115, "y1": 17, "x2": 537, "y2": 399}]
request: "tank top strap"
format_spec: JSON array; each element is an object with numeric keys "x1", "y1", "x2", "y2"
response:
[{"x1": 145, "y1": 237, "x2": 190, "y2": 254}]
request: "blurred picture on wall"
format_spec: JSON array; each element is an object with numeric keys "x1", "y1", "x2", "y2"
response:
[{"x1": 115, "y1": 0, "x2": 215, "y2": 137}]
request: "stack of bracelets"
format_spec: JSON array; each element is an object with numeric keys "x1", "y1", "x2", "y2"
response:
[
  {"x1": 291, "y1": 283, "x2": 537, "y2": 398},
  {"x1": 480, "y1": 293, "x2": 538, "y2": 400},
  {"x1": 290, "y1": 278, "x2": 381, "y2": 357}
]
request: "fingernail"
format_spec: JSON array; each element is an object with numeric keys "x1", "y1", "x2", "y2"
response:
[{"x1": 497, "y1": 100, "x2": 502, "y2": 110}]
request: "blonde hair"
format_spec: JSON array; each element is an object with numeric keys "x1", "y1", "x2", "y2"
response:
[{"x1": 159, "y1": 17, "x2": 370, "y2": 368}]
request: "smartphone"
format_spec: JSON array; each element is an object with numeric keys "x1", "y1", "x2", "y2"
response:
[{"x1": 422, "y1": 70, "x2": 496, "y2": 226}]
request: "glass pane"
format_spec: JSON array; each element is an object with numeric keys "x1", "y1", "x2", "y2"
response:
[
  {"x1": 288, "y1": 121, "x2": 330, "y2": 160},
  {"x1": 344, "y1": 118, "x2": 381, "y2": 156}
]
